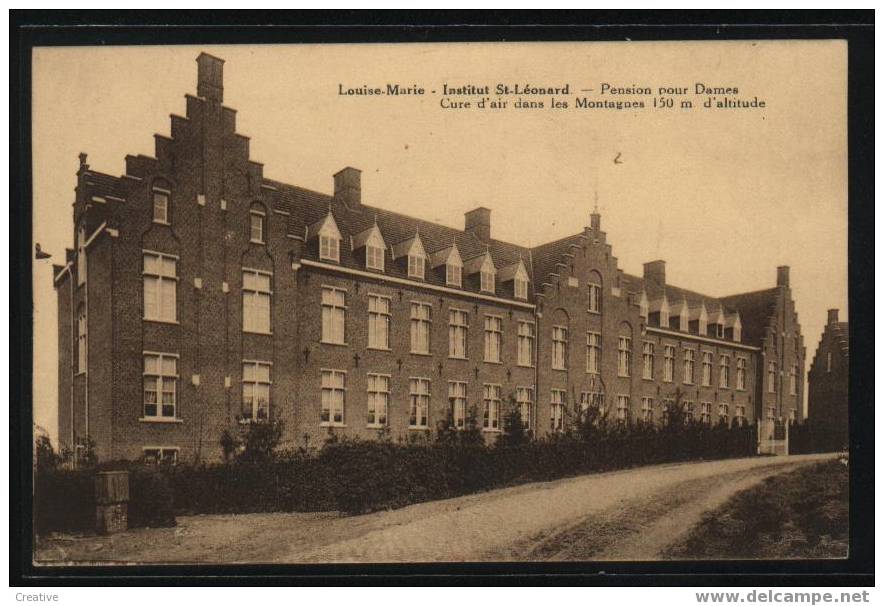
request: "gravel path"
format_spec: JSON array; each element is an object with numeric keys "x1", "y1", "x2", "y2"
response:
[{"x1": 36, "y1": 453, "x2": 834, "y2": 565}]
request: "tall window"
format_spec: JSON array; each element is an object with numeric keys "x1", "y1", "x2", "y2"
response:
[
  {"x1": 617, "y1": 395, "x2": 630, "y2": 422},
  {"x1": 77, "y1": 304, "x2": 87, "y2": 374},
  {"x1": 552, "y1": 326, "x2": 568, "y2": 370},
  {"x1": 152, "y1": 184, "x2": 170, "y2": 224},
  {"x1": 580, "y1": 391, "x2": 603, "y2": 411},
  {"x1": 517, "y1": 387, "x2": 534, "y2": 430},
  {"x1": 736, "y1": 357, "x2": 747, "y2": 390},
  {"x1": 408, "y1": 252, "x2": 426, "y2": 280},
  {"x1": 683, "y1": 400, "x2": 695, "y2": 424},
  {"x1": 319, "y1": 233, "x2": 340, "y2": 262},
  {"x1": 618, "y1": 336, "x2": 631, "y2": 377},
  {"x1": 586, "y1": 332, "x2": 601, "y2": 374},
  {"x1": 767, "y1": 362, "x2": 776, "y2": 393},
  {"x1": 366, "y1": 243, "x2": 385, "y2": 271},
  {"x1": 701, "y1": 351, "x2": 713, "y2": 386},
  {"x1": 661, "y1": 399, "x2": 674, "y2": 426},
  {"x1": 641, "y1": 397, "x2": 653, "y2": 422},
  {"x1": 550, "y1": 390, "x2": 565, "y2": 432},
  {"x1": 143, "y1": 353, "x2": 177, "y2": 420},
  {"x1": 664, "y1": 345, "x2": 675, "y2": 382},
  {"x1": 482, "y1": 384, "x2": 502, "y2": 431},
  {"x1": 242, "y1": 361, "x2": 271, "y2": 422},
  {"x1": 449, "y1": 381, "x2": 467, "y2": 429},
  {"x1": 76, "y1": 224, "x2": 87, "y2": 285},
  {"x1": 242, "y1": 269, "x2": 271, "y2": 334},
  {"x1": 321, "y1": 287, "x2": 346, "y2": 344},
  {"x1": 448, "y1": 309, "x2": 469, "y2": 359},
  {"x1": 367, "y1": 374, "x2": 389, "y2": 427},
  {"x1": 446, "y1": 262, "x2": 462, "y2": 287},
  {"x1": 517, "y1": 321, "x2": 535, "y2": 367},
  {"x1": 718, "y1": 403, "x2": 729, "y2": 425},
  {"x1": 480, "y1": 267, "x2": 495, "y2": 294},
  {"x1": 683, "y1": 349, "x2": 695, "y2": 384},
  {"x1": 410, "y1": 302, "x2": 432, "y2": 354},
  {"x1": 143, "y1": 252, "x2": 177, "y2": 322},
  {"x1": 735, "y1": 405, "x2": 746, "y2": 426},
  {"x1": 789, "y1": 364, "x2": 798, "y2": 395},
  {"x1": 484, "y1": 316, "x2": 502, "y2": 363},
  {"x1": 249, "y1": 206, "x2": 265, "y2": 243},
  {"x1": 588, "y1": 281, "x2": 601, "y2": 313},
  {"x1": 642, "y1": 342, "x2": 654, "y2": 380},
  {"x1": 409, "y1": 378, "x2": 430, "y2": 428},
  {"x1": 514, "y1": 276, "x2": 528, "y2": 300},
  {"x1": 320, "y1": 370, "x2": 345, "y2": 426},
  {"x1": 720, "y1": 356, "x2": 731, "y2": 388},
  {"x1": 368, "y1": 295, "x2": 391, "y2": 350},
  {"x1": 700, "y1": 402, "x2": 712, "y2": 424}
]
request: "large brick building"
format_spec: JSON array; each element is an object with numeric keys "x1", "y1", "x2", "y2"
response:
[
  {"x1": 53, "y1": 53, "x2": 806, "y2": 463},
  {"x1": 807, "y1": 309, "x2": 849, "y2": 447}
]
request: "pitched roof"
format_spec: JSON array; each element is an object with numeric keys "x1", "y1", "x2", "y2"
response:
[
  {"x1": 719, "y1": 288, "x2": 779, "y2": 345},
  {"x1": 83, "y1": 170, "x2": 126, "y2": 200},
  {"x1": 530, "y1": 232, "x2": 585, "y2": 287}
]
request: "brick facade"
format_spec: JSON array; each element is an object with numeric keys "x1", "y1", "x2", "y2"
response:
[
  {"x1": 53, "y1": 53, "x2": 805, "y2": 463},
  {"x1": 807, "y1": 309, "x2": 849, "y2": 444}
]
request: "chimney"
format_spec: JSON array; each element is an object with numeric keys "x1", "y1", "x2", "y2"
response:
[
  {"x1": 777, "y1": 265, "x2": 790, "y2": 287},
  {"x1": 590, "y1": 210, "x2": 601, "y2": 232},
  {"x1": 465, "y1": 207, "x2": 491, "y2": 242},
  {"x1": 827, "y1": 309, "x2": 839, "y2": 325},
  {"x1": 643, "y1": 260, "x2": 666, "y2": 288},
  {"x1": 333, "y1": 167, "x2": 362, "y2": 208},
  {"x1": 196, "y1": 52, "x2": 224, "y2": 103}
]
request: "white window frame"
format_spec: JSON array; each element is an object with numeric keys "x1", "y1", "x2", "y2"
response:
[
  {"x1": 321, "y1": 286, "x2": 347, "y2": 345},
  {"x1": 514, "y1": 276, "x2": 528, "y2": 300},
  {"x1": 143, "y1": 251, "x2": 178, "y2": 323},
  {"x1": 242, "y1": 360, "x2": 272, "y2": 422},
  {"x1": 409, "y1": 377, "x2": 431, "y2": 429},
  {"x1": 366, "y1": 243, "x2": 385, "y2": 271},
  {"x1": 552, "y1": 326, "x2": 568, "y2": 371},
  {"x1": 143, "y1": 352, "x2": 179, "y2": 420},
  {"x1": 550, "y1": 389, "x2": 565, "y2": 432},
  {"x1": 320, "y1": 369, "x2": 346, "y2": 426},
  {"x1": 242, "y1": 268, "x2": 272, "y2": 334},
  {"x1": 446, "y1": 262, "x2": 462, "y2": 288},
  {"x1": 616, "y1": 395, "x2": 630, "y2": 422},
  {"x1": 701, "y1": 351, "x2": 713, "y2": 387},
  {"x1": 319, "y1": 234, "x2": 340, "y2": 263},
  {"x1": 642, "y1": 341, "x2": 654, "y2": 380},
  {"x1": 618, "y1": 335, "x2": 631, "y2": 377},
  {"x1": 683, "y1": 400, "x2": 695, "y2": 424},
  {"x1": 736, "y1": 357, "x2": 747, "y2": 390},
  {"x1": 249, "y1": 207, "x2": 265, "y2": 243},
  {"x1": 641, "y1": 397, "x2": 653, "y2": 422},
  {"x1": 700, "y1": 401, "x2": 712, "y2": 424},
  {"x1": 718, "y1": 403, "x2": 729, "y2": 425},
  {"x1": 484, "y1": 315, "x2": 502, "y2": 363},
  {"x1": 482, "y1": 383, "x2": 502, "y2": 432},
  {"x1": 663, "y1": 345, "x2": 675, "y2": 382},
  {"x1": 152, "y1": 186, "x2": 170, "y2": 225},
  {"x1": 408, "y1": 253, "x2": 426, "y2": 280},
  {"x1": 448, "y1": 308, "x2": 469, "y2": 359},
  {"x1": 367, "y1": 373, "x2": 390, "y2": 428},
  {"x1": 720, "y1": 355, "x2": 731, "y2": 388},
  {"x1": 586, "y1": 331, "x2": 601, "y2": 374},
  {"x1": 480, "y1": 267, "x2": 495, "y2": 294},
  {"x1": 449, "y1": 381, "x2": 467, "y2": 429},
  {"x1": 683, "y1": 349, "x2": 695, "y2": 385},
  {"x1": 735, "y1": 405, "x2": 746, "y2": 426},
  {"x1": 588, "y1": 282, "x2": 601, "y2": 313},
  {"x1": 367, "y1": 294, "x2": 392, "y2": 350},
  {"x1": 142, "y1": 447, "x2": 179, "y2": 465},
  {"x1": 410, "y1": 301, "x2": 432, "y2": 354},
  {"x1": 517, "y1": 386, "x2": 534, "y2": 430},
  {"x1": 517, "y1": 321, "x2": 536, "y2": 367}
]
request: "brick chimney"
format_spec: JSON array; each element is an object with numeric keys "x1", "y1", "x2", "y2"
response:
[
  {"x1": 777, "y1": 265, "x2": 790, "y2": 287},
  {"x1": 827, "y1": 308, "x2": 839, "y2": 325},
  {"x1": 465, "y1": 207, "x2": 491, "y2": 242},
  {"x1": 334, "y1": 167, "x2": 361, "y2": 208},
  {"x1": 643, "y1": 260, "x2": 666, "y2": 288},
  {"x1": 196, "y1": 52, "x2": 224, "y2": 103}
]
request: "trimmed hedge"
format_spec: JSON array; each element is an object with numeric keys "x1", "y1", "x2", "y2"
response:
[{"x1": 34, "y1": 423, "x2": 757, "y2": 531}]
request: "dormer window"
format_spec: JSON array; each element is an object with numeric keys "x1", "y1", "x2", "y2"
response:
[
  {"x1": 249, "y1": 206, "x2": 265, "y2": 243},
  {"x1": 408, "y1": 253, "x2": 425, "y2": 279},
  {"x1": 514, "y1": 275, "x2": 528, "y2": 300},
  {"x1": 320, "y1": 235, "x2": 339, "y2": 262},
  {"x1": 447, "y1": 262, "x2": 462, "y2": 287},
  {"x1": 309, "y1": 210, "x2": 343, "y2": 263},
  {"x1": 481, "y1": 267, "x2": 495, "y2": 293},
  {"x1": 152, "y1": 182, "x2": 170, "y2": 225},
  {"x1": 367, "y1": 244, "x2": 384, "y2": 271}
]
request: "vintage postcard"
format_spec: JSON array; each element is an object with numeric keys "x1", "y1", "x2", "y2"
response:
[{"x1": 30, "y1": 40, "x2": 850, "y2": 567}]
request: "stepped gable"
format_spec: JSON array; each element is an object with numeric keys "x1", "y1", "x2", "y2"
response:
[{"x1": 719, "y1": 288, "x2": 779, "y2": 345}]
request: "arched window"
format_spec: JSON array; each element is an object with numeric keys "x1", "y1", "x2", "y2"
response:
[
  {"x1": 152, "y1": 180, "x2": 171, "y2": 225},
  {"x1": 77, "y1": 303, "x2": 87, "y2": 374},
  {"x1": 249, "y1": 203, "x2": 266, "y2": 244}
]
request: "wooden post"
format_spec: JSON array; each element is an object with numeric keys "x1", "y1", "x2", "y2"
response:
[{"x1": 95, "y1": 470, "x2": 129, "y2": 534}]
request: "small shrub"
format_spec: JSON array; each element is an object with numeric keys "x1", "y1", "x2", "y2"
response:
[{"x1": 129, "y1": 468, "x2": 176, "y2": 528}]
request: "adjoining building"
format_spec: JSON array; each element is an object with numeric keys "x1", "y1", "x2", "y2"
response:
[
  {"x1": 53, "y1": 54, "x2": 805, "y2": 463},
  {"x1": 807, "y1": 309, "x2": 849, "y2": 448}
]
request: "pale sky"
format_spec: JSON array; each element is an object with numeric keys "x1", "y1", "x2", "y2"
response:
[{"x1": 32, "y1": 42, "x2": 847, "y2": 442}]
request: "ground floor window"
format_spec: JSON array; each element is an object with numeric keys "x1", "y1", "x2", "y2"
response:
[
  {"x1": 735, "y1": 405, "x2": 746, "y2": 426},
  {"x1": 516, "y1": 386, "x2": 534, "y2": 430},
  {"x1": 367, "y1": 374, "x2": 389, "y2": 427},
  {"x1": 700, "y1": 402, "x2": 712, "y2": 424},
  {"x1": 683, "y1": 400, "x2": 695, "y2": 424},
  {"x1": 143, "y1": 447, "x2": 178, "y2": 465},
  {"x1": 641, "y1": 397, "x2": 653, "y2": 423},
  {"x1": 616, "y1": 395, "x2": 630, "y2": 422},
  {"x1": 242, "y1": 361, "x2": 272, "y2": 422},
  {"x1": 483, "y1": 384, "x2": 502, "y2": 431},
  {"x1": 321, "y1": 369, "x2": 346, "y2": 426},
  {"x1": 449, "y1": 381, "x2": 467, "y2": 429},
  {"x1": 718, "y1": 403, "x2": 729, "y2": 425},
  {"x1": 409, "y1": 377, "x2": 430, "y2": 429},
  {"x1": 550, "y1": 390, "x2": 565, "y2": 431}
]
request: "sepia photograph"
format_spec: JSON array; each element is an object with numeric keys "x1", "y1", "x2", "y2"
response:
[{"x1": 14, "y1": 18, "x2": 870, "y2": 583}]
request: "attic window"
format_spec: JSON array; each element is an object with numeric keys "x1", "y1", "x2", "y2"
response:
[
  {"x1": 366, "y1": 244, "x2": 384, "y2": 271},
  {"x1": 249, "y1": 206, "x2": 265, "y2": 244},
  {"x1": 447, "y1": 262, "x2": 462, "y2": 287},
  {"x1": 320, "y1": 234, "x2": 340, "y2": 263},
  {"x1": 408, "y1": 253, "x2": 425, "y2": 280},
  {"x1": 481, "y1": 267, "x2": 495, "y2": 294},
  {"x1": 514, "y1": 275, "x2": 528, "y2": 300},
  {"x1": 152, "y1": 182, "x2": 170, "y2": 225}
]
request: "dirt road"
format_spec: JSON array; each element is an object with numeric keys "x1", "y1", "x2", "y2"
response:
[{"x1": 36, "y1": 454, "x2": 834, "y2": 564}]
